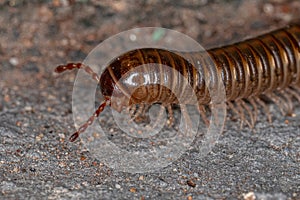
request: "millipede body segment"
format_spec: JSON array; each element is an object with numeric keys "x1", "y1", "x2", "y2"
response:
[{"x1": 55, "y1": 24, "x2": 300, "y2": 142}]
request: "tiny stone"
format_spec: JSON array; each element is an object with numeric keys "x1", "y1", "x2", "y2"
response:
[
  {"x1": 4, "y1": 94, "x2": 10, "y2": 102},
  {"x1": 9, "y1": 57, "x2": 19, "y2": 66},
  {"x1": 29, "y1": 167, "x2": 36, "y2": 172},
  {"x1": 23, "y1": 123, "x2": 29, "y2": 127},
  {"x1": 59, "y1": 162, "x2": 66, "y2": 168},
  {"x1": 82, "y1": 181, "x2": 89, "y2": 187},
  {"x1": 115, "y1": 184, "x2": 121, "y2": 189},
  {"x1": 187, "y1": 179, "x2": 196, "y2": 188},
  {"x1": 138, "y1": 175, "x2": 144, "y2": 181},
  {"x1": 92, "y1": 132, "x2": 100, "y2": 139},
  {"x1": 243, "y1": 192, "x2": 256, "y2": 200},
  {"x1": 263, "y1": 3, "x2": 274, "y2": 14},
  {"x1": 80, "y1": 156, "x2": 86, "y2": 161},
  {"x1": 24, "y1": 106, "x2": 33, "y2": 112},
  {"x1": 12, "y1": 167, "x2": 19, "y2": 173},
  {"x1": 36, "y1": 133, "x2": 44, "y2": 141},
  {"x1": 292, "y1": 193, "x2": 297, "y2": 197}
]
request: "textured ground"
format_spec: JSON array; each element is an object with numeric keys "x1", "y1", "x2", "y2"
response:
[{"x1": 0, "y1": 0, "x2": 299, "y2": 199}]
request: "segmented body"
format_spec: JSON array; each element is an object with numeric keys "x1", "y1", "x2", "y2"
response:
[
  {"x1": 207, "y1": 24, "x2": 300, "y2": 101},
  {"x1": 100, "y1": 24, "x2": 300, "y2": 105},
  {"x1": 55, "y1": 24, "x2": 300, "y2": 141}
]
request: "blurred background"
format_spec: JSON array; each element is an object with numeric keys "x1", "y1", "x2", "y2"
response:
[{"x1": 0, "y1": 0, "x2": 299, "y2": 199}]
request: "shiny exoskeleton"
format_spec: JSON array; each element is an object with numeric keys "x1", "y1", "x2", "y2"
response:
[{"x1": 55, "y1": 24, "x2": 300, "y2": 142}]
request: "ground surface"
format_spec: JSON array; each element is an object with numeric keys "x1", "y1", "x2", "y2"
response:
[{"x1": 0, "y1": 0, "x2": 299, "y2": 199}]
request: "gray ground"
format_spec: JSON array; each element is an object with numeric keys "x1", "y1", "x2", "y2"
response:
[{"x1": 0, "y1": 0, "x2": 299, "y2": 199}]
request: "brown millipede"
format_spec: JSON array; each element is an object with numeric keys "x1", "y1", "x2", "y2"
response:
[{"x1": 55, "y1": 23, "x2": 300, "y2": 142}]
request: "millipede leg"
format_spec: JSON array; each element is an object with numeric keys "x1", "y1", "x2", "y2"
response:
[
  {"x1": 180, "y1": 104, "x2": 193, "y2": 134},
  {"x1": 266, "y1": 93, "x2": 288, "y2": 116},
  {"x1": 130, "y1": 104, "x2": 146, "y2": 122},
  {"x1": 55, "y1": 63, "x2": 100, "y2": 82},
  {"x1": 129, "y1": 104, "x2": 152, "y2": 124},
  {"x1": 286, "y1": 87, "x2": 300, "y2": 103},
  {"x1": 236, "y1": 101, "x2": 245, "y2": 128},
  {"x1": 255, "y1": 97, "x2": 272, "y2": 123},
  {"x1": 197, "y1": 104, "x2": 209, "y2": 126},
  {"x1": 292, "y1": 86, "x2": 300, "y2": 94},
  {"x1": 227, "y1": 101, "x2": 239, "y2": 121},
  {"x1": 227, "y1": 100, "x2": 251, "y2": 129},
  {"x1": 249, "y1": 97, "x2": 258, "y2": 125},
  {"x1": 210, "y1": 103, "x2": 223, "y2": 127},
  {"x1": 166, "y1": 104, "x2": 174, "y2": 126},
  {"x1": 236, "y1": 100, "x2": 251, "y2": 128},
  {"x1": 143, "y1": 104, "x2": 150, "y2": 116},
  {"x1": 128, "y1": 104, "x2": 137, "y2": 117},
  {"x1": 240, "y1": 100, "x2": 254, "y2": 128},
  {"x1": 150, "y1": 104, "x2": 166, "y2": 129},
  {"x1": 279, "y1": 90, "x2": 294, "y2": 116}
]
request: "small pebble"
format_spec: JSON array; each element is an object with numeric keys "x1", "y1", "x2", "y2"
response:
[
  {"x1": 80, "y1": 156, "x2": 86, "y2": 161},
  {"x1": 16, "y1": 121, "x2": 22, "y2": 126},
  {"x1": 243, "y1": 192, "x2": 256, "y2": 200},
  {"x1": 13, "y1": 167, "x2": 19, "y2": 173},
  {"x1": 4, "y1": 95, "x2": 10, "y2": 102},
  {"x1": 24, "y1": 106, "x2": 33, "y2": 112},
  {"x1": 29, "y1": 167, "x2": 36, "y2": 172},
  {"x1": 130, "y1": 187, "x2": 137, "y2": 193},
  {"x1": 92, "y1": 132, "x2": 100, "y2": 139},
  {"x1": 263, "y1": 3, "x2": 274, "y2": 14},
  {"x1": 59, "y1": 162, "x2": 66, "y2": 168},
  {"x1": 82, "y1": 181, "x2": 89, "y2": 187},
  {"x1": 9, "y1": 57, "x2": 19, "y2": 66},
  {"x1": 187, "y1": 179, "x2": 196, "y2": 187},
  {"x1": 36, "y1": 133, "x2": 44, "y2": 141}
]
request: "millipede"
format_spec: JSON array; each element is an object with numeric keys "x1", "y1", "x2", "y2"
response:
[{"x1": 55, "y1": 23, "x2": 300, "y2": 142}]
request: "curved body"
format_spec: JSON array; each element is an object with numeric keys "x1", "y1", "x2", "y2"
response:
[
  {"x1": 55, "y1": 24, "x2": 300, "y2": 142},
  {"x1": 100, "y1": 24, "x2": 300, "y2": 108}
]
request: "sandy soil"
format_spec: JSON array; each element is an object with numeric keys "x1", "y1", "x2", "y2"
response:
[{"x1": 0, "y1": 0, "x2": 299, "y2": 199}]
